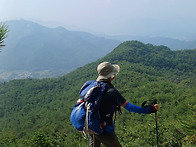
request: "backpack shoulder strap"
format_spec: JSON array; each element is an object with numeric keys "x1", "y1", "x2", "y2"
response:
[{"x1": 79, "y1": 81, "x2": 95, "y2": 99}]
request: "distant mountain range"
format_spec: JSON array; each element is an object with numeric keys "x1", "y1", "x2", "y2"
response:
[
  {"x1": 0, "y1": 20, "x2": 120, "y2": 80},
  {"x1": 0, "y1": 20, "x2": 196, "y2": 81},
  {"x1": 100, "y1": 34, "x2": 196, "y2": 50}
]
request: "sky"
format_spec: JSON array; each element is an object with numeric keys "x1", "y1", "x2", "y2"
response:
[{"x1": 1, "y1": 0, "x2": 196, "y2": 40}]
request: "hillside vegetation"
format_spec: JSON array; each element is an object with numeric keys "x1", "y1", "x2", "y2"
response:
[{"x1": 0, "y1": 41, "x2": 195, "y2": 146}]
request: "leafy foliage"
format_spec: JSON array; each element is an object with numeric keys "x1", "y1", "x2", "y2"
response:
[
  {"x1": 0, "y1": 23, "x2": 8, "y2": 50},
  {"x1": 0, "y1": 41, "x2": 195, "y2": 146}
]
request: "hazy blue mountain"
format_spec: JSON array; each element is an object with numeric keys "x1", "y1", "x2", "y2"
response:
[
  {"x1": 100, "y1": 34, "x2": 196, "y2": 50},
  {"x1": 0, "y1": 20, "x2": 120, "y2": 80}
]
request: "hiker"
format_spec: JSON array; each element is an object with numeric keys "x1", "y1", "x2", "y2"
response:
[{"x1": 89, "y1": 61, "x2": 159, "y2": 147}]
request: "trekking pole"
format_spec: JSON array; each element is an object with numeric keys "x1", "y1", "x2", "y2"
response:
[
  {"x1": 155, "y1": 111, "x2": 159, "y2": 147},
  {"x1": 153, "y1": 99, "x2": 159, "y2": 147},
  {"x1": 141, "y1": 99, "x2": 158, "y2": 147}
]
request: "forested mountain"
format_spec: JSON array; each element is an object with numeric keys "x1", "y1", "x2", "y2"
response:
[
  {"x1": 0, "y1": 41, "x2": 195, "y2": 146},
  {"x1": 0, "y1": 20, "x2": 120, "y2": 80}
]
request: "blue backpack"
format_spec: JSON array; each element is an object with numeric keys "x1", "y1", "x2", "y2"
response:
[{"x1": 70, "y1": 80, "x2": 106, "y2": 134}]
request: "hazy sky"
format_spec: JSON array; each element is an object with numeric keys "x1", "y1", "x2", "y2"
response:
[{"x1": 1, "y1": 0, "x2": 196, "y2": 39}]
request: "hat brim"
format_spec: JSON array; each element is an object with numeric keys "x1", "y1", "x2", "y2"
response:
[{"x1": 96, "y1": 64, "x2": 120, "y2": 81}]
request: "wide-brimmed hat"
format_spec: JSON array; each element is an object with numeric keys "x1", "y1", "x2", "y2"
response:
[{"x1": 96, "y1": 62, "x2": 120, "y2": 81}]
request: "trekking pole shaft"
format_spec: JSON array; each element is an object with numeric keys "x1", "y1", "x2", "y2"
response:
[{"x1": 155, "y1": 112, "x2": 159, "y2": 147}]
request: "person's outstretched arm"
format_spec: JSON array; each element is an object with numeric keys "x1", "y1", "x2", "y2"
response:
[{"x1": 122, "y1": 101, "x2": 158, "y2": 114}]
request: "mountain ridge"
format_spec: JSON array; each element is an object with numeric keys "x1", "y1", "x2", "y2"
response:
[
  {"x1": 100, "y1": 34, "x2": 196, "y2": 50},
  {"x1": 1, "y1": 19, "x2": 196, "y2": 82}
]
